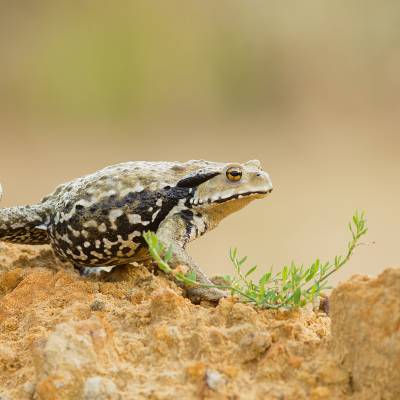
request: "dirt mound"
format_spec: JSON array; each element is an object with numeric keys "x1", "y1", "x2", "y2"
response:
[{"x1": 0, "y1": 243, "x2": 398, "y2": 400}]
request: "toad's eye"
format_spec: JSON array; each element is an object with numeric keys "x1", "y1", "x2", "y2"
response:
[{"x1": 226, "y1": 167, "x2": 243, "y2": 182}]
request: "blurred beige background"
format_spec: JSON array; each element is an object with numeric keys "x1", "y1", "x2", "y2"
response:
[{"x1": 1, "y1": 1, "x2": 399, "y2": 285}]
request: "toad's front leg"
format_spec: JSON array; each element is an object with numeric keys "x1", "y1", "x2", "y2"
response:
[{"x1": 155, "y1": 214, "x2": 227, "y2": 303}]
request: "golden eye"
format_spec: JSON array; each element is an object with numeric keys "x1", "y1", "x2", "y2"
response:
[{"x1": 226, "y1": 167, "x2": 242, "y2": 182}]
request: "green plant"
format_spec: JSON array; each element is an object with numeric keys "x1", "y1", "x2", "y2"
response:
[{"x1": 143, "y1": 211, "x2": 368, "y2": 309}]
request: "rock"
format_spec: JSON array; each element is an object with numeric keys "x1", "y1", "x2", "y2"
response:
[
  {"x1": 0, "y1": 243, "x2": 398, "y2": 399},
  {"x1": 330, "y1": 268, "x2": 400, "y2": 400}
]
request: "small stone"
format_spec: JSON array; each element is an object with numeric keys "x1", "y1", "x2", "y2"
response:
[
  {"x1": 288, "y1": 355, "x2": 303, "y2": 368},
  {"x1": 0, "y1": 344, "x2": 16, "y2": 363},
  {"x1": 310, "y1": 386, "x2": 331, "y2": 399},
  {"x1": 84, "y1": 376, "x2": 120, "y2": 400},
  {"x1": 239, "y1": 331, "x2": 272, "y2": 362},
  {"x1": 319, "y1": 296, "x2": 330, "y2": 315},
  {"x1": 22, "y1": 382, "x2": 35, "y2": 395},
  {"x1": 186, "y1": 362, "x2": 206, "y2": 381},
  {"x1": 90, "y1": 300, "x2": 106, "y2": 311},
  {"x1": 0, "y1": 269, "x2": 23, "y2": 294},
  {"x1": 205, "y1": 369, "x2": 226, "y2": 391}
]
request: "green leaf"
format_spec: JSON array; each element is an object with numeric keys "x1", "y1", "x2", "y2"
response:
[
  {"x1": 175, "y1": 272, "x2": 185, "y2": 282},
  {"x1": 282, "y1": 266, "x2": 288, "y2": 281},
  {"x1": 164, "y1": 246, "x2": 173, "y2": 263},
  {"x1": 230, "y1": 248, "x2": 237, "y2": 261},
  {"x1": 238, "y1": 256, "x2": 248, "y2": 266},
  {"x1": 245, "y1": 265, "x2": 258, "y2": 278},
  {"x1": 256, "y1": 271, "x2": 272, "y2": 303},
  {"x1": 259, "y1": 271, "x2": 272, "y2": 286},
  {"x1": 292, "y1": 288, "x2": 301, "y2": 305},
  {"x1": 185, "y1": 271, "x2": 197, "y2": 281}
]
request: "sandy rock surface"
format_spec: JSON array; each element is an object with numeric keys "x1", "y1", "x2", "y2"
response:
[
  {"x1": 330, "y1": 268, "x2": 400, "y2": 399},
  {"x1": 0, "y1": 243, "x2": 398, "y2": 400}
]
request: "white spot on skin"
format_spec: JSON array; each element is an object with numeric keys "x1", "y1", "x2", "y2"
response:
[
  {"x1": 90, "y1": 251, "x2": 104, "y2": 259},
  {"x1": 10, "y1": 222, "x2": 25, "y2": 229},
  {"x1": 81, "y1": 230, "x2": 89, "y2": 238},
  {"x1": 103, "y1": 238, "x2": 117, "y2": 249},
  {"x1": 148, "y1": 207, "x2": 153, "y2": 212},
  {"x1": 117, "y1": 247, "x2": 136, "y2": 257},
  {"x1": 151, "y1": 210, "x2": 161, "y2": 222},
  {"x1": 58, "y1": 249, "x2": 67, "y2": 257},
  {"x1": 83, "y1": 220, "x2": 98, "y2": 229},
  {"x1": 65, "y1": 246, "x2": 88, "y2": 261},
  {"x1": 148, "y1": 182, "x2": 159, "y2": 191},
  {"x1": 127, "y1": 214, "x2": 150, "y2": 226},
  {"x1": 95, "y1": 240, "x2": 101, "y2": 249},
  {"x1": 54, "y1": 213, "x2": 60, "y2": 224},
  {"x1": 60, "y1": 234, "x2": 73, "y2": 246},
  {"x1": 104, "y1": 189, "x2": 117, "y2": 197},
  {"x1": 75, "y1": 199, "x2": 94, "y2": 207},
  {"x1": 67, "y1": 226, "x2": 81, "y2": 237},
  {"x1": 84, "y1": 241, "x2": 91, "y2": 248},
  {"x1": 76, "y1": 246, "x2": 88, "y2": 260},
  {"x1": 127, "y1": 214, "x2": 141, "y2": 224},
  {"x1": 156, "y1": 199, "x2": 163, "y2": 207},
  {"x1": 109, "y1": 209, "x2": 123, "y2": 230},
  {"x1": 192, "y1": 215, "x2": 207, "y2": 237},
  {"x1": 98, "y1": 223, "x2": 107, "y2": 233},
  {"x1": 132, "y1": 182, "x2": 145, "y2": 192},
  {"x1": 127, "y1": 231, "x2": 141, "y2": 240}
]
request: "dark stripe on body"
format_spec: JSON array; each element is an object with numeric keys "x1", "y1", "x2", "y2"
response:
[{"x1": 49, "y1": 186, "x2": 194, "y2": 266}]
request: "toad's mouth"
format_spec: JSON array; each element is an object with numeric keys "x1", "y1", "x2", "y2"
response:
[
  {"x1": 213, "y1": 188, "x2": 273, "y2": 204},
  {"x1": 190, "y1": 188, "x2": 273, "y2": 206}
]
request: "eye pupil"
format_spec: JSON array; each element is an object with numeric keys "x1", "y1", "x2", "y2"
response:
[{"x1": 226, "y1": 168, "x2": 242, "y2": 181}]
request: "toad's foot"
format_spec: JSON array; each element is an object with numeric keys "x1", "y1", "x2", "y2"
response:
[{"x1": 186, "y1": 286, "x2": 228, "y2": 304}]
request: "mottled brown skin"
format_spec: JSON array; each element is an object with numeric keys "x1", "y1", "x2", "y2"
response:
[{"x1": 0, "y1": 160, "x2": 273, "y2": 302}]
